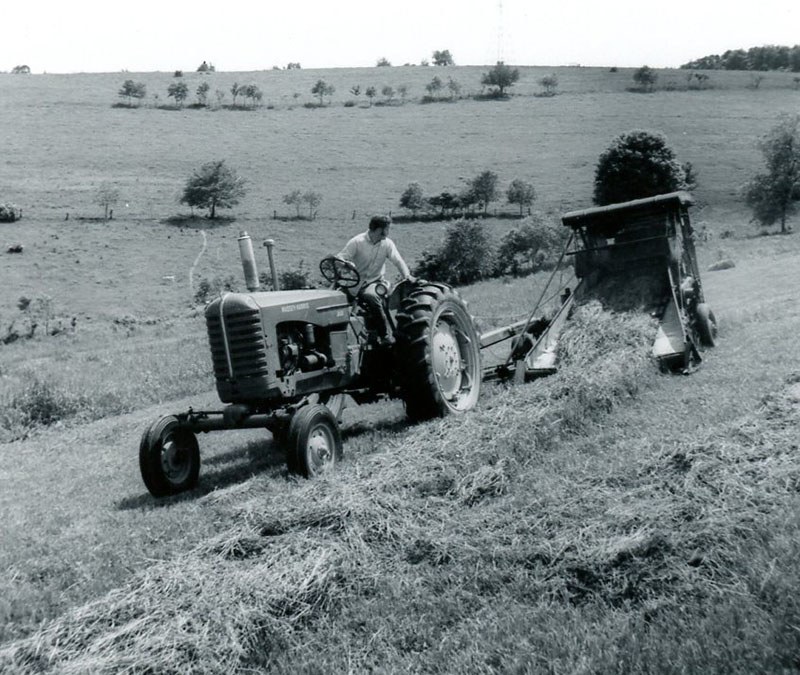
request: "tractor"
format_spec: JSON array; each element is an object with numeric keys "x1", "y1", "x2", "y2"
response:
[{"x1": 139, "y1": 235, "x2": 482, "y2": 497}]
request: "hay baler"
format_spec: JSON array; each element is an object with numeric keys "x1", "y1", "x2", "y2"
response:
[{"x1": 481, "y1": 191, "x2": 717, "y2": 381}]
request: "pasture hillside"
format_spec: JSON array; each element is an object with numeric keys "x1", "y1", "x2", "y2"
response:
[
  {"x1": 1, "y1": 65, "x2": 797, "y2": 324},
  {"x1": 1, "y1": 66, "x2": 799, "y2": 671}
]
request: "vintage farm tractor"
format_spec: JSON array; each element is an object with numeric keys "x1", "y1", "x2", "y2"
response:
[{"x1": 139, "y1": 235, "x2": 482, "y2": 497}]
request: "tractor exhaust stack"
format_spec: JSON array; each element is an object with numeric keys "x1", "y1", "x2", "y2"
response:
[{"x1": 237, "y1": 231, "x2": 260, "y2": 291}]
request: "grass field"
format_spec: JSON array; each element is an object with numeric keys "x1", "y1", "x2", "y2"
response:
[{"x1": 1, "y1": 65, "x2": 799, "y2": 672}]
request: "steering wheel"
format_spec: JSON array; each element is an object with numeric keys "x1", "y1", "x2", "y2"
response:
[{"x1": 319, "y1": 256, "x2": 361, "y2": 290}]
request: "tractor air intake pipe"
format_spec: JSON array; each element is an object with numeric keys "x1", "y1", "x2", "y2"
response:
[
  {"x1": 237, "y1": 231, "x2": 260, "y2": 291},
  {"x1": 264, "y1": 238, "x2": 279, "y2": 290}
]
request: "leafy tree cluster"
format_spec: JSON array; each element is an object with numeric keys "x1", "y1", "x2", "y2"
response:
[
  {"x1": 593, "y1": 130, "x2": 695, "y2": 205},
  {"x1": 118, "y1": 79, "x2": 147, "y2": 106},
  {"x1": 311, "y1": 79, "x2": 335, "y2": 105},
  {"x1": 537, "y1": 74, "x2": 559, "y2": 96},
  {"x1": 196, "y1": 61, "x2": 216, "y2": 72},
  {"x1": 180, "y1": 160, "x2": 246, "y2": 219},
  {"x1": 423, "y1": 76, "x2": 461, "y2": 101},
  {"x1": 282, "y1": 189, "x2": 323, "y2": 220},
  {"x1": 413, "y1": 216, "x2": 565, "y2": 286},
  {"x1": 400, "y1": 173, "x2": 536, "y2": 219},
  {"x1": 744, "y1": 114, "x2": 800, "y2": 233},
  {"x1": 480, "y1": 62, "x2": 520, "y2": 97},
  {"x1": 230, "y1": 82, "x2": 264, "y2": 108},
  {"x1": 681, "y1": 45, "x2": 800, "y2": 72},
  {"x1": 432, "y1": 50, "x2": 455, "y2": 66},
  {"x1": 632, "y1": 65, "x2": 657, "y2": 92},
  {"x1": 11, "y1": 65, "x2": 31, "y2": 74}
]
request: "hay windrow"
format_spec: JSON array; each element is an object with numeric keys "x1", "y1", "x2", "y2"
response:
[{"x1": 4, "y1": 309, "x2": 798, "y2": 673}]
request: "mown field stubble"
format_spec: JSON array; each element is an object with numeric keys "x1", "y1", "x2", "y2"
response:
[{"x1": 1, "y1": 66, "x2": 800, "y2": 671}]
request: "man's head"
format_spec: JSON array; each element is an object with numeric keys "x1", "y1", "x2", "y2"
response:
[{"x1": 368, "y1": 215, "x2": 391, "y2": 242}]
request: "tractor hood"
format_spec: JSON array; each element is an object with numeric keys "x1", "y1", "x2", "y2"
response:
[{"x1": 205, "y1": 288, "x2": 351, "y2": 325}]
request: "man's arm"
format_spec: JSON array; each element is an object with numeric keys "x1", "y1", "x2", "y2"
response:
[
  {"x1": 386, "y1": 240, "x2": 411, "y2": 279},
  {"x1": 337, "y1": 236, "x2": 358, "y2": 261}
]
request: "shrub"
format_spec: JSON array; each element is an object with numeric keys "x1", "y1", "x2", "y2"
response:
[
  {"x1": 413, "y1": 221, "x2": 495, "y2": 286},
  {"x1": 260, "y1": 261, "x2": 314, "y2": 290},
  {"x1": 495, "y1": 216, "x2": 566, "y2": 277},
  {"x1": 0, "y1": 203, "x2": 21, "y2": 222},
  {"x1": 632, "y1": 65, "x2": 657, "y2": 91},
  {"x1": 193, "y1": 275, "x2": 240, "y2": 305}
]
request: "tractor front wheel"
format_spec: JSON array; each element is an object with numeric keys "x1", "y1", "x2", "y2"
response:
[
  {"x1": 696, "y1": 302, "x2": 718, "y2": 347},
  {"x1": 139, "y1": 415, "x2": 200, "y2": 497},
  {"x1": 286, "y1": 404, "x2": 343, "y2": 478},
  {"x1": 395, "y1": 283, "x2": 482, "y2": 421}
]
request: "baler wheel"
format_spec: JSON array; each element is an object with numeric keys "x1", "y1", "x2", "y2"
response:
[
  {"x1": 696, "y1": 302, "x2": 718, "y2": 347},
  {"x1": 139, "y1": 415, "x2": 200, "y2": 497},
  {"x1": 286, "y1": 404, "x2": 343, "y2": 478},
  {"x1": 395, "y1": 284, "x2": 482, "y2": 421}
]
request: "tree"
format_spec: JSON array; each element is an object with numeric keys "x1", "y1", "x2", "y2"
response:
[
  {"x1": 180, "y1": 160, "x2": 246, "y2": 219},
  {"x1": 397, "y1": 84, "x2": 409, "y2": 102},
  {"x1": 480, "y1": 62, "x2": 520, "y2": 97},
  {"x1": 241, "y1": 84, "x2": 263, "y2": 108},
  {"x1": 283, "y1": 189, "x2": 303, "y2": 218},
  {"x1": 414, "y1": 222, "x2": 495, "y2": 286},
  {"x1": 470, "y1": 170, "x2": 499, "y2": 215},
  {"x1": 230, "y1": 82, "x2": 241, "y2": 107},
  {"x1": 744, "y1": 114, "x2": 800, "y2": 233},
  {"x1": 167, "y1": 81, "x2": 189, "y2": 107},
  {"x1": 593, "y1": 130, "x2": 690, "y2": 205},
  {"x1": 286, "y1": 62, "x2": 302, "y2": 70},
  {"x1": 12, "y1": 65, "x2": 31, "y2": 74},
  {"x1": 425, "y1": 76, "x2": 443, "y2": 98},
  {"x1": 506, "y1": 179, "x2": 536, "y2": 216},
  {"x1": 400, "y1": 183, "x2": 425, "y2": 217},
  {"x1": 196, "y1": 61, "x2": 215, "y2": 72},
  {"x1": 447, "y1": 77, "x2": 461, "y2": 99},
  {"x1": 376, "y1": 57, "x2": 392, "y2": 67},
  {"x1": 432, "y1": 50, "x2": 455, "y2": 66},
  {"x1": 118, "y1": 79, "x2": 146, "y2": 106},
  {"x1": 538, "y1": 74, "x2": 558, "y2": 96},
  {"x1": 381, "y1": 85, "x2": 395, "y2": 103},
  {"x1": 365, "y1": 86, "x2": 377, "y2": 106},
  {"x1": 301, "y1": 191, "x2": 322, "y2": 220},
  {"x1": 94, "y1": 182, "x2": 120, "y2": 220},
  {"x1": 633, "y1": 65, "x2": 657, "y2": 92},
  {"x1": 350, "y1": 85, "x2": 361, "y2": 98},
  {"x1": 196, "y1": 81, "x2": 210, "y2": 106},
  {"x1": 311, "y1": 79, "x2": 334, "y2": 105},
  {"x1": 495, "y1": 217, "x2": 564, "y2": 276}
]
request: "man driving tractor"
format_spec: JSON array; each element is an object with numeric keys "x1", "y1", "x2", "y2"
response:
[{"x1": 337, "y1": 215, "x2": 415, "y2": 345}]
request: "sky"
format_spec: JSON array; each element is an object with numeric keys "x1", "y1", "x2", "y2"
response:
[{"x1": 3, "y1": 0, "x2": 799, "y2": 74}]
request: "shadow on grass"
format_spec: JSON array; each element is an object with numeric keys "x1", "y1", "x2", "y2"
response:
[
  {"x1": 341, "y1": 416, "x2": 409, "y2": 440},
  {"x1": 161, "y1": 214, "x2": 237, "y2": 229},
  {"x1": 391, "y1": 212, "x2": 530, "y2": 224},
  {"x1": 116, "y1": 438, "x2": 285, "y2": 510},
  {"x1": 271, "y1": 215, "x2": 314, "y2": 223}
]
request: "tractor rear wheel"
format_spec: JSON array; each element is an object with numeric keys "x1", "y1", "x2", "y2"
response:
[
  {"x1": 395, "y1": 283, "x2": 482, "y2": 421},
  {"x1": 286, "y1": 404, "x2": 343, "y2": 478},
  {"x1": 696, "y1": 302, "x2": 718, "y2": 347},
  {"x1": 139, "y1": 415, "x2": 200, "y2": 497}
]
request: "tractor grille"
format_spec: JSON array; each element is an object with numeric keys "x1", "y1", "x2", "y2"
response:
[{"x1": 206, "y1": 306, "x2": 269, "y2": 381}]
